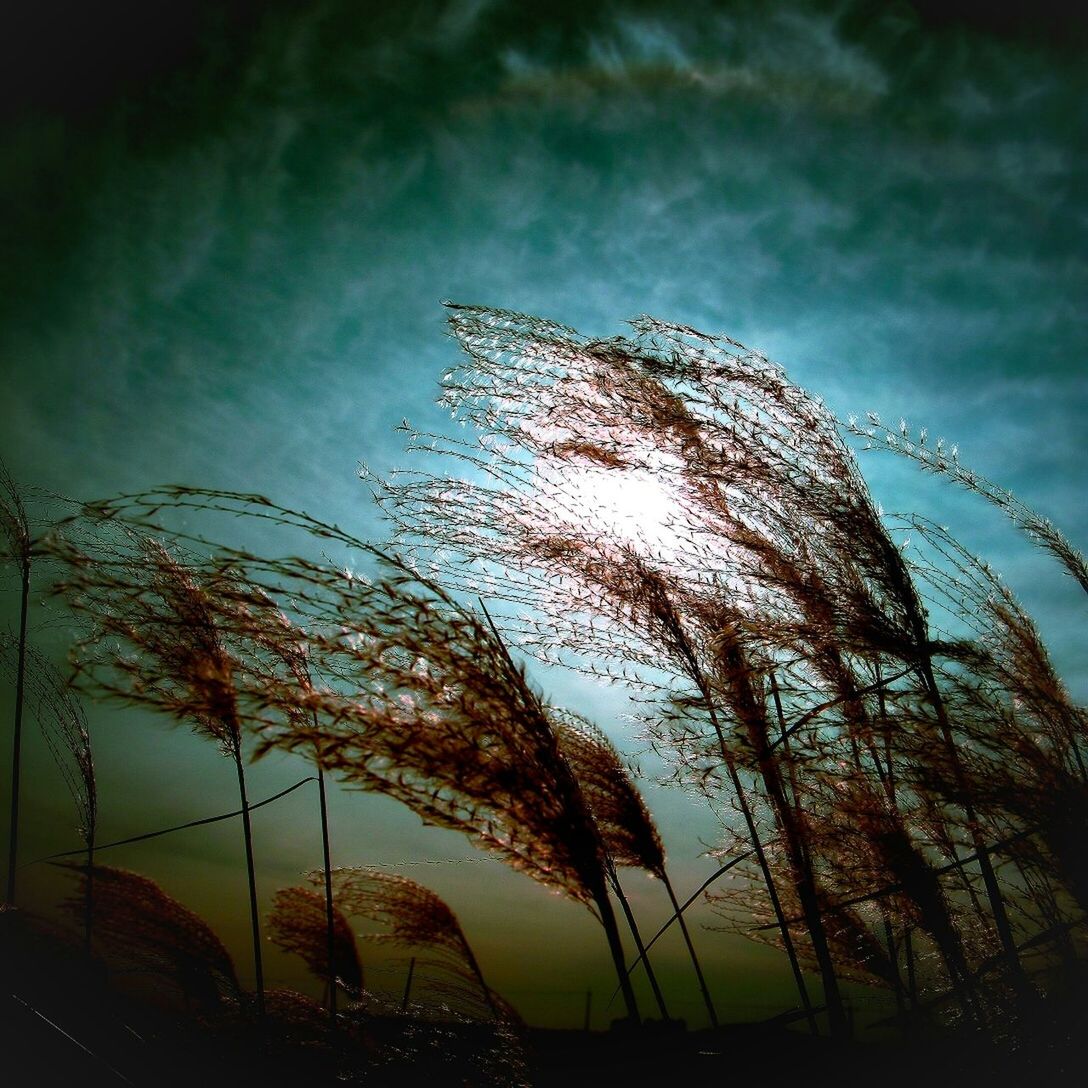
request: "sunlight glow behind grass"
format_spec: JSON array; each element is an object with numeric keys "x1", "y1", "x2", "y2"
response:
[{"x1": 550, "y1": 459, "x2": 682, "y2": 555}]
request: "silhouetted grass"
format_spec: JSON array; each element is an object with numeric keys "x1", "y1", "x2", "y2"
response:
[{"x1": 4, "y1": 303, "x2": 1085, "y2": 1078}]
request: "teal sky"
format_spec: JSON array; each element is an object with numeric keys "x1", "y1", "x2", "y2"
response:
[{"x1": 1, "y1": 1, "x2": 1086, "y2": 1029}]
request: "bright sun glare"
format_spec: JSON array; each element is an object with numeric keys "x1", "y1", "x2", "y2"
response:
[{"x1": 540, "y1": 457, "x2": 684, "y2": 555}]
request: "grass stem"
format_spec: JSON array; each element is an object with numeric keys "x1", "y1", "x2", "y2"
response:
[{"x1": 5, "y1": 563, "x2": 29, "y2": 905}]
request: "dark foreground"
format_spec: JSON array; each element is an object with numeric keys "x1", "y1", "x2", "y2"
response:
[{"x1": 4, "y1": 912, "x2": 1085, "y2": 1088}]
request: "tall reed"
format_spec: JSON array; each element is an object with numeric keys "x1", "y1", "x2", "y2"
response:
[
  {"x1": 1, "y1": 459, "x2": 31, "y2": 905},
  {"x1": 317, "y1": 866, "x2": 500, "y2": 1019},
  {"x1": 1, "y1": 641, "x2": 96, "y2": 950},
  {"x1": 49, "y1": 525, "x2": 270, "y2": 1021},
  {"x1": 555, "y1": 710, "x2": 719, "y2": 1027}
]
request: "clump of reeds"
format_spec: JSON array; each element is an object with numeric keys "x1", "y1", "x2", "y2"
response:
[
  {"x1": 27, "y1": 304, "x2": 1082, "y2": 1049},
  {"x1": 372, "y1": 302, "x2": 1082, "y2": 1034},
  {"x1": 55, "y1": 487, "x2": 645, "y2": 1021}
]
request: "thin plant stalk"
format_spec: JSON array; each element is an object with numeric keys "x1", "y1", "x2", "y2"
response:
[
  {"x1": 232, "y1": 745, "x2": 266, "y2": 1023},
  {"x1": 5, "y1": 563, "x2": 29, "y2": 905},
  {"x1": 752, "y1": 735, "x2": 847, "y2": 1037},
  {"x1": 917, "y1": 655, "x2": 1029, "y2": 997},
  {"x1": 608, "y1": 863, "x2": 670, "y2": 1020},
  {"x1": 593, "y1": 884, "x2": 641, "y2": 1024},
  {"x1": 84, "y1": 830, "x2": 95, "y2": 957},
  {"x1": 1, "y1": 460, "x2": 31, "y2": 908},
  {"x1": 460, "y1": 930, "x2": 500, "y2": 1018},
  {"x1": 697, "y1": 678, "x2": 817, "y2": 1033},
  {"x1": 661, "y1": 870, "x2": 718, "y2": 1029},
  {"x1": 883, "y1": 916, "x2": 906, "y2": 1023},
  {"x1": 729, "y1": 754, "x2": 816, "y2": 1031},
  {"x1": 316, "y1": 762, "x2": 338, "y2": 1025},
  {"x1": 905, "y1": 927, "x2": 918, "y2": 1026},
  {"x1": 762, "y1": 674, "x2": 846, "y2": 1038}
]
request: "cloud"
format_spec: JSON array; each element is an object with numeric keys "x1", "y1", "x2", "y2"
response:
[{"x1": 1, "y1": 0, "x2": 1083, "y2": 652}]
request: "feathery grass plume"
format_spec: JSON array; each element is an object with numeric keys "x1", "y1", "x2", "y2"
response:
[
  {"x1": 921, "y1": 661, "x2": 1088, "y2": 940},
  {"x1": 903, "y1": 518, "x2": 1088, "y2": 915},
  {"x1": 47, "y1": 521, "x2": 271, "y2": 1020},
  {"x1": 905, "y1": 516, "x2": 1086, "y2": 782},
  {"x1": 76, "y1": 490, "x2": 637, "y2": 1018},
  {"x1": 316, "y1": 867, "x2": 502, "y2": 1022},
  {"x1": 555, "y1": 711, "x2": 720, "y2": 1026},
  {"x1": 846, "y1": 415, "x2": 1088, "y2": 595},
  {"x1": 0, "y1": 458, "x2": 30, "y2": 571},
  {"x1": 49, "y1": 486, "x2": 643, "y2": 1020},
  {"x1": 553, "y1": 713, "x2": 666, "y2": 878},
  {"x1": 269, "y1": 885, "x2": 363, "y2": 996},
  {"x1": 706, "y1": 830, "x2": 900, "y2": 994},
  {"x1": 0, "y1": 639, "x2": 97, "y2": 948},
  {"x1": 1, "y1": 458, "x2": 32, "y2": 905},
  {"x1": 59, "y1": 864, "x2": 239, "y2": 1015},
  {"x1": 379, "y1": 303, "x2": 1046, "y2": 1018},
  {"x1": 237, "y1": 559, "x2": 642, "y2": 1023},
  {"x1": 0, "y1": 640, "x2": 96, "y2": 852},
  {"x1": 804, "y1": 760, "x2": 980, "y2": 1020}
]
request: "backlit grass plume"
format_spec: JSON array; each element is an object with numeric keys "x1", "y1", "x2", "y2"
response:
[
  {"x1": 60, "y1": 864, "x2": 239, "y2": 1016},
  {"x1": 374, "y1": 302, "x2": 1059, "y2": 1028},
  {"x1": 48, "y1": 524, "x2": 271, "y2": 1020},
  {"x1": 904, "y1": 518, "x2": 1088, "y2": 917},
  {"x1": 317, "y1": 866, "x2": 500, "y2": 1020},
  {"x1": 242, "y1": 559, "x2": 642, "y2": 1022},
  {"x1": 269, "y1": 885, "x2": 363, "y2": 997},
  {"x1": 847, "y1": 414, "x2": 1088, "y2": 595}
]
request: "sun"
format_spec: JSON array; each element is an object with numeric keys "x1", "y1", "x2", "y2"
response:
[{"x1": 536, "y1": 454, "x2": 684, "y2": 556}]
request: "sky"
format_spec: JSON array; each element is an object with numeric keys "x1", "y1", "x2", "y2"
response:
[{"x1": 1, "y1": 1, "x2": 1085, "y2": 1029}]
